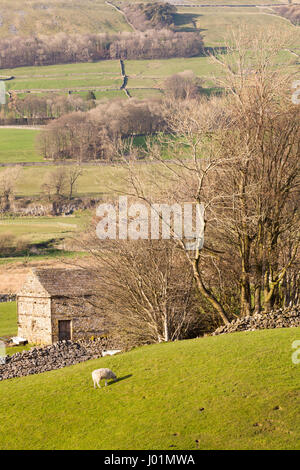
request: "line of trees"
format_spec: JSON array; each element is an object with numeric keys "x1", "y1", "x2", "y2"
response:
[
  {"x1": 0, "y1": 92, "x2": 96, "y2": 122},
  {"x1": 37, "y1": 98, "x2": 166, "y2": 161},
  {"x1": 0, "y1": 30, "x2": 204, "y2": 69}
]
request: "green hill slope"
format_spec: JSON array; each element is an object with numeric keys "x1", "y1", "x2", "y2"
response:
[
  {"x1": 0, "y1": 327, "x2": 299, "y2": 450},
  {"x1": 0, "y1": 0, "x2": 132, "y2": 37}
]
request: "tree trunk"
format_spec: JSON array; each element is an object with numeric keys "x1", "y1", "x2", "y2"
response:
[
  {"x1": 163, "y1": 316, "x2": 169, "y2": 342},
  {"x1": 192, "y1": 258, "x2": 230, "y2": 325},
  {"x1": 240, "y1": 234, "x2": 252, "y2": 316},
  {"x1": 254, "y1": 285, "x2": 261, "y2": 314}
]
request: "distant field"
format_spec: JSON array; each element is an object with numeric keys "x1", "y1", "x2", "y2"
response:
[
  {"x1": 168, "y1": 0, "x2": 288, "y2": 4},
  {"x1": 0, "y1": 211, "x2": 89, "y2": 265},
  {"x1": 0, "y1": 302, "x2": 17, "y2": 338},
  {"x1": 1, "y1": 57, "x2": 219, "y2": 96},
  {"x1": 0, "y1": 159, "x2": 170, "y2": 201},
  {"x1": 0, "y1": 4, "x2": 297, "y2": 102},
  {"x1": 2, "y1": 60, "x2": 123, "y2": 96},
  {"x1": 174, "y1": 6, "x2": 298, "y2": 47},
  {"x1": 0, "y1": 0, "x2": 286, "y2": 41},
  {"x1": 7, "y1": 164, "x2": 130, "y2": 198},
  {"x1": 1, "y1": 61, "x2": 121, "y2": 77},
  {"x1": 0, "y1": 213, "x2": 89, "y2": 244},
  {"x1": 0, "y1": 129, "x2": 42, "y2": 163},
  {"x1": 0, "y1": 0, "x2": 132, "y2": 38},
  {"x1": 1, "y1": 47, "x2": 298, "y2": 104},
  {"x1": 126, "y1": 56, "x2": 222, "y2": 87},
  {"x1": 1, "y1": 56, "x2": 221, "y2": 99}
]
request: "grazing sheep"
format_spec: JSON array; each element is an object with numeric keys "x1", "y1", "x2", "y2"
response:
[{"x1": 92, "y1": 368, "x2": 117, "y2": 388}]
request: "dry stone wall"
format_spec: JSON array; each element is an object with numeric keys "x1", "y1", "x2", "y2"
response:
[
  {"x1": 0, "y1": 294, "x2": 16, "y2": 303},
  {"x1": 213, "y1": 306, "x2": 300, "y2": 336},
  {"x1": 0, "y1": 337, "x2": 122, "y2": 381}
]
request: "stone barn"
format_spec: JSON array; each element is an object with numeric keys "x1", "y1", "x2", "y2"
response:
[{"x1": 17, "y1": 268, "x2": 107, "y2": 345}]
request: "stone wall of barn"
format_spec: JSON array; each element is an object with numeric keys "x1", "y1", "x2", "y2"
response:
[
  {"x1": 17, "y1": 296, "x2": 52, "y2": 345},
  {"x1": 51, "y1": 297, "x2": 109, "y2": 342}
]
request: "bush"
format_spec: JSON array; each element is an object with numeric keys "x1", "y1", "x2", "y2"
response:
[{"x1": 38, "y1": 99, "x2": 166, "y2": 161}]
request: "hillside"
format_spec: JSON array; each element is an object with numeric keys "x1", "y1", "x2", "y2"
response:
[
  {"x1": 0, "y1": 327, "x2": 299, "y2": 450},
  {"x1": 0, "y1": 0, "x2": 132, "y2": 37},
  {"x1": 0, "y1": 1, "x2": 296, "y2": 44}
]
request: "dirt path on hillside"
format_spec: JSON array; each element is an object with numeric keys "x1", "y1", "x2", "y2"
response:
[{"x1": 105, "y1": 1, "x2": 136, "y2": 31}]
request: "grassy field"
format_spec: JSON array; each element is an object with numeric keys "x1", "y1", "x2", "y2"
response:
[
  {"x1": 173, "y1": 5, "x2": 298, "y2": 47},
  {"x1": 1, "y1": 160, "x2": 171, "y2": 199},
  {"x1": 0, "y1": 212, "x2": 89, "y2": 244},
  {"x1": 1, "y1": 56, "x2": 218, "y2": 97},
  {"x1": 0, "y1": 250, "x2": 86, "y2": 266},
  {"x1": 1, "y1": 57, "x2": 217, "y2": 98},
  {"x1": 0, "y1": 301, "x2": 17, "y2": 338},
  {"x1": 0, "y1": 164, "x2": 130, "y2": 197},
  {"x1": 0, "y1": 0, "x2": 286, "y2": 40},
  {"x1": 0, "y1": 327, "x2": 299, "y2": 449},
  {"x1": 0, "y1": 4, "x2": 297, "y2": 100},
  {"x1": 0, "y1": 301, "x2": 32, "y2": 350},
  {"x1": 2, "y1": 49, "x2": 298, "y2": 103},
  {"x1": 0, "y1": 129, "x2": 42, "y2": 163},
  {"x1": 0, "y1": 0, "x2": 132, "y2": 38},
  {"x1": 0, "y1": 212, "x2": 90, "y2": 264},
  {"x1": 2, "y1": 60, "x2": 123, "y2": 96}
]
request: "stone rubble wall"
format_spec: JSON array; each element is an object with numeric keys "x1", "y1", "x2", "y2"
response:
[
  {"x1": 0, "y1": 294, "x2": 16, "y2": 303},
  {"x1": 213, "y1": 306, "x2": 300, "y2": 336},
  {"x1": 0, "y1": 337, "x2": 122, "y2": 381}
]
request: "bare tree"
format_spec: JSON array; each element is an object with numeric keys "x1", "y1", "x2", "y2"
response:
[
  {"x1": 121, "y1": 29, "x2": 299, "y2": 320},
  {"x1": 163, "y1": 71, "x2": 203, "y2": 100},
  {"x1": 75, "y1": 236, "x2": 206, "y2": 345},
  {"x1": 51, "y1": 167, "x2": 67, "y2": 197},
  {"x1": 0, "y1": 167, "x2": 21, "y2": 211},
  {"x1": 66, "y1": 166, "x2": 83, "y2": 199},
  {"x1": 0, "y1": 30, "x2": 204, "y2": 69}
]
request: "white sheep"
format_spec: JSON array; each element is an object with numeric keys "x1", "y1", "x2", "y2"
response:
[{"x1": 92, "y1": 368, "x2": 117, "y2": 388}]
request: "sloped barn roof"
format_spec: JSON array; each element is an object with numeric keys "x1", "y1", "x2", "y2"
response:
[{"x1": 19, "y1": 269, "x2": 96, "y2": 297}]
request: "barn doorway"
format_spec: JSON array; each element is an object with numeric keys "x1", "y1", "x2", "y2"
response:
[{"x1": 58, "y1": 320, "x2": 71, "y2": 341}]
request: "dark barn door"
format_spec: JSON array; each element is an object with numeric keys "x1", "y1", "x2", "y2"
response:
[{"x1": 58, "y1": 320, "x2": 71, "y2": 341}]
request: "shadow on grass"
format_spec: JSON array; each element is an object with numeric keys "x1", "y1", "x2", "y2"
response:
[
  {"x1": 200, "y1": 86, "x2": 224, "y2": 97},
  {"x1": 109, "y1": 374, "x2": 132, "y2": 386},
  {"x1": 173, "y1": 13, "x2": 206, "y2": 33},
  {"x1": 204, "y1": 46, "x2": 228, "y2": 56}
]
